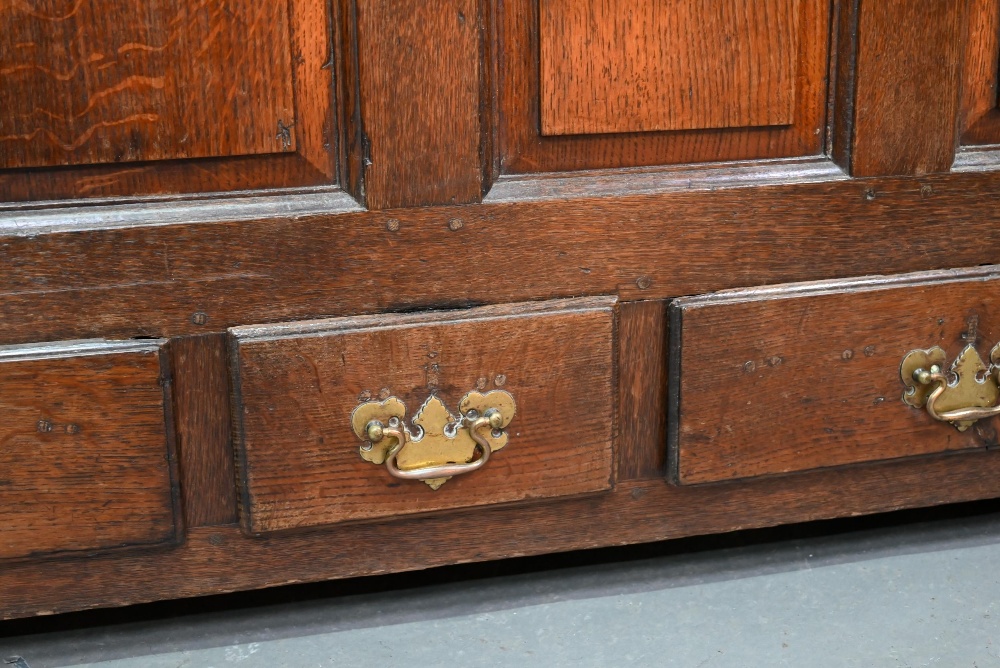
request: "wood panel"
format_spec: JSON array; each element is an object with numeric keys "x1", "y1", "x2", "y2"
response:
[
  {"x1": 231, "y1": 299, "x2": 615, "y2": 533},
  {"x1": 6, "y1": 167, "x2": 1000, "y2": 346},
  {"x1": 0, "y1": 0, "x2": 338, "y2": 202},
  {"x1": 849, "y1": 1, "x2": 963, "y2": 176},
  {"x1": 0, "y1": 0, "x2": 295, "y2": 169},
  {"x1": 499, "y1": 0, "x2": 830, "y2": 172},
  {"x1": 356, "y1": 0, "x2": 483, "y2": 208},
  {"x1": 540, "y1": 0, "x2": 798, "y2": 136},
  {"x1": 5, "y1": 449, "x2": 1000, "y2": 619},
  {"x1": 0, "y1": 340, "x2": 178, "y2": 561},
  {"x1": 960, "y1": 0, "x2": 1000, "y2": 146},
  {"x1": 617, "y1": 301, "x2": 667, "y2": 480},
  {"x1": 170, "y1": 335, "x2": 237, "y2": 527},
  {"x1": 671, "y1": 270, "x2": 1000, "y2": 484}
]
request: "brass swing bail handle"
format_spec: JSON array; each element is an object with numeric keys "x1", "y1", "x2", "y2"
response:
[
  {"x1": 911, "y1": 367, "x2": 1000, "y2": 424},
  {"x1": 365, "y1": 410, "x2": 504, "y2": 481},
  {"x1": 901, "y1": 343, "x2": 1000, "y2": 431},
  {"x1": 351, "y1": 389, "x2": 517, "y2": 489}
]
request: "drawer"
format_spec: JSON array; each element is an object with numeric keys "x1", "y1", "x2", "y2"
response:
[
  {"x1": 0, "y1": 339, "x2": 178, "y2": 560},
  {"x1": 669, "y1": 267, "x2": 1000, "y2": 484},
  {"x1": 229, "y1": 297, "x2": 616, "y2": 534}
]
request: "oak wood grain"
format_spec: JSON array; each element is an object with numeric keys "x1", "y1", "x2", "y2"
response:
[
  {"x1": 850, "y1": 1, "x2": 963, "y2": 176},
  {"x1": 540, "y1": 0, "x2": 798, "y2": 136},
  {"x1": 671, "y1": 269, "x2": 1000, "y2": 484},
  {"x1": 0, "y1": 340, "x2": 178, "y2": 561},
  {"x1": 616, "y1": 301, "x2": 667, "y2": 480},
  {"x1": 170, "y1": 335, "x2": 237, "y2": 527},
  {"x1": 231, "y1": 298, "x2": 616, "y2": 533},
  {"x1": 4, "y1": 449, "x2": 1000, "y2": 619},
  {"x1": 356, "y1": 0, "x2": 483, "y2": 208},
  {"x1": 290, "y1": 0, "x2": 337, "y2": 180},
  {"x1": 960, "y1": 0, "x2": 1000, "y2": 146},
  {"x1": 0, "y1": 0, "x2": 340, "y2": 202},
  {"x1": 499, "y1": 0, "x2": 830, "y2": 172},
  {"x1": 0, "y1": 0, "x2": 296, "y2": 170},
  {"x1": 5, "y1": 169, "x2": 1000, "y2": 346},
  {"x1": 0, "y1": 153, "x2": 332, "y2": 203}
]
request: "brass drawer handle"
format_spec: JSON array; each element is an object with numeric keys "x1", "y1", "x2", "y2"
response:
[
  {"x1": 901, "y1": 343, "x2": 1000, "y2": 431},
  {"x1": 351, "y1": 390, "x2": 516, "y2": 489}
]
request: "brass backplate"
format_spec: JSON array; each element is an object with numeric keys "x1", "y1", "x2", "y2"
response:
[
  {"x1": 901, "y1": 344, "x2": 1000, "y2": 431},
  {"x1": 351, "y1": 390, "x2": 516, "y2": 489}
]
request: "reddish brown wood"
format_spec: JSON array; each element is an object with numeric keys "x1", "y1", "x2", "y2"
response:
[
  {"x1": 0, "y1": 0, "x2": 296, "y2": 170},
  {"x1": 356, "y1": 0, "x2": 484, "y2": 208},
  {"x1": 6, "y1": 169, "x2": 1000, "y2": 346},
  {"x1": 231, "y1": 299, "x2": 615, "y2": 533},
  {"x1": 0, "y1": 0, "x2": 338, "y2": 202},
  {"x1": 498, "y1": 0, "x2": 830, "y2": 172},
  {"x1": 170, "y1": 335, "x2": 237, "y2": 527},
  {"x1": 850, "y1": 1, "x2": 964, "y2": 176},
  {"x1": 671, "y1": 270, "x2": 1000, "y2": 484},
  {"x1": 617, "y1": 301, "x2": 667, "y2": 480},
  {"x1": 540, "y1": 0, "x2": 798, "y2": 136},
  {"x1": 0, "y1": 341, "x2": 178, "y2": 561},
  {"x1": 0, "y1": 154, "x2": 332, "y2": 203},
  {"x1": 335, "y1": 0, "x2": 365, "y2": 202},
  {"x1": 960, "y1": 0, "x2": 1000, "y2": 146},
  {"x1": 4, "y1": 448, "x2": 1000, "y2": 619},
  {"x1": 830, "y1": 0, "x2": 858, "y2": 169},
  {"x1": 290, "y1": 0, "x2": 337, "y2": 180}
]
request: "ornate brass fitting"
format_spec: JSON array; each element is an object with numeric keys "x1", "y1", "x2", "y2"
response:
[
  {"x1": 900, "y1": 343, "x2": 1000, "y2": 431},
  {"x1": 351, "y1": 390, "x2": 516, "y2": 489}
]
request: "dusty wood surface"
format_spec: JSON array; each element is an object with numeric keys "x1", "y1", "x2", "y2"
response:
[
  {"x1": 0, "y1": 341, "x2": 178, "y2": 561},
  {"x1": 231, "y1": 298, "x2": 615, "y2": 532}
]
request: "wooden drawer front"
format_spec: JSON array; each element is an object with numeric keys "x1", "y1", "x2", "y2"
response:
[
  {"x1": 230, "y1": 298, "x2": 616, "y2": 534},
  {"x1": 670, "y1": 268, "x2": 1000, "y2": 485},
  {"x1": 0, "y1": 340, "x2": 177, "y2": 560}
]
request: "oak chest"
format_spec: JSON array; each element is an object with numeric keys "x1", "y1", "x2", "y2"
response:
[{"x1": 2, "y1": 0, "x2": 999, "y2": 619}]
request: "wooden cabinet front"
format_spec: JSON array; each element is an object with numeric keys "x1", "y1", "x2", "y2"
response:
[{"x1": 4, "y1": 1, "x2": 1000, "y2": 620}]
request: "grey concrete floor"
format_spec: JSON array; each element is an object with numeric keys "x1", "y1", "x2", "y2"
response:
[{"x1": 4, "y1": 503, "x2": 1000, "y2": 667}]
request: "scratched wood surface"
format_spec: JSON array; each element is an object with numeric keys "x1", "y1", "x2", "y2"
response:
[
  {"x1": 540, "y1": 0, "x2": 798, "y2": 136},
  {"x1": 500, "y1": 0, "x2": 830, "y2": 172},
  {"x1": 671, "y1": 271, "x2": 1000, "y2": 485},
  {"x1": 0, "y1": 0, "x2": 296, "y2": 170},
  {"x1": 231, "y1": 298, "x2": 616, "y2": 533},
  {"x1": 0, "y1": 342, "x2": 178, "y2": 561}
]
